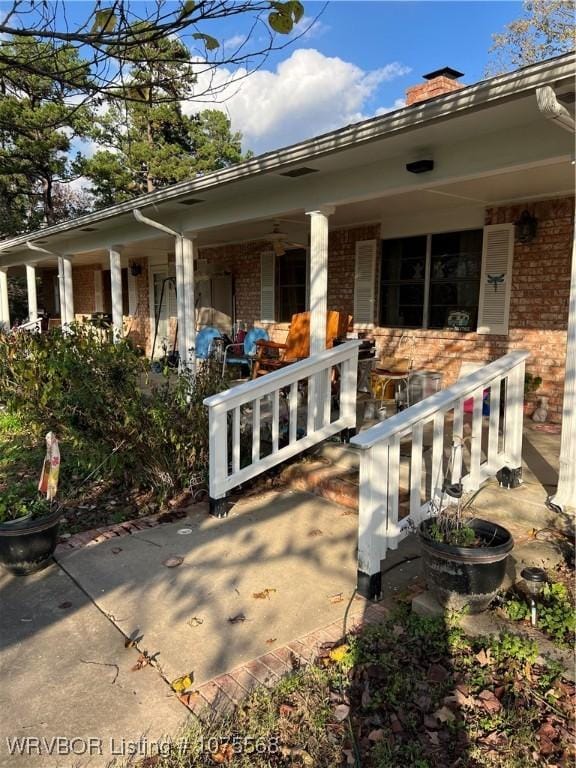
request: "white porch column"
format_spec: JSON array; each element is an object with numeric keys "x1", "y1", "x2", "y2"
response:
[
  {"x1": 306, "y1": 206, "x2": 334, "y2": 355},
  {"x1": 26, "y1": 264, "x2": 38, "y2": 322},
  {"x1": 0, "y1": 268, "x2": 9, "y2": 330},
  {"x1": 174, "y1": 235, "x2": 187, "y2": 367},
  {"x1": 182, "y1": 234, "x2": 196, "y2": 370},
  {"x1": 57, "y1": 257, "x2": 66, "y2": 324},
  {"x1": 61, "y1": 256, "x2": 75, "y2": 325},
  {"x1": 552, "y1": 206, "x2": 576, "y2": 510},
  {"x1": 109, "y1": 248, "x2": 123, "y2": 339}
]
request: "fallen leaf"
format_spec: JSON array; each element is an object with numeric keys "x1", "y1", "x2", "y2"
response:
[
  {"x1": 392, "y1": 624, "x2": 405, "y2": 637},
  {"x1": 227, "y1": 613, "x2": 246, "y2": 624},
  {"x1": 368, "y1": 728, "x2": 384, "y2": 742},
  {"x1": 111, "y1": 547, "x2": 122, "y2": 555},
  {"x1": 252, "y1": 588, "x2": 277, "y2": 600},
  {"x1": 390, "y1": 713, "x2": 403, "y2": 734},
  {"x1": 265, "y1": 637, "x2": 277, "y2": 645},
  {"x1": 187, "y1": 616, "x2": 203, "y2": 628},
  {"x1": 433, "y1": 706, "x2": 455, "y2": 723},
  {"x1": 171, "y1": 673, "x2": 194, "y2": 693},
  {"x1": 178, "y1": 691, "x2": 200, "y2": 707},
  {"x1": 279, "y1": 703, "x2": 296, "y2": 717},
  {"x1": 329, "y1": 592, "x2": 344, "y2": 604},
  {"x1": 478, "y1": 690, "x2": 502, "y2": 714},
  {"x1": 475, "y1": 649, "x2": 493, "y2": 667},
  {"x1": 132, "y1": 652, "x2": 151, "y2": 671},
  {"x1": 210, "y1": 743, "x2": 234, "y2": 763},
  {"x1": 162, "y1": 556, "x2": 183, "y2": 568},
  {"x1": 424, "y1": 714, "x2": 438, "y2": 729},
  {"x1": 427, "y1": 663, "x2": 449, "y2": 683},
  {"x1": 58, "y1": 601, "x2": 72, "y2": 610},
  {"x1": 427, "y1": 730, "x2": 440, "y2": 746},
  {"x1": 333, "y1": 703, "x2": 350, "y2": 722},
  {"x1": 308, "y1": 528, "x2": 323, "y2": 537},
  {"x1": 445, "y1": 689, "x2": 475, "y2": 708}
]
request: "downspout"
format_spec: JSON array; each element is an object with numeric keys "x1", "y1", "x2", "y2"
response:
[
  {"x1": 536, "y1": 87, "x2": 576, "y2": 510},
  {"x1": 133, "y1": 209, "x2": 195, "y2": 370},
  {"x1": 26, "y1": 241, "x2": 72, "y2": 327},
  {"x1": 536, "y1": 85, "x2": 575, "y2": 133}
]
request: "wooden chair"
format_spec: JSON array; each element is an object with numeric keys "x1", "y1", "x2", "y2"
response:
[{"x1": 252, "y1": 311, "x2": 352, "y2": 377}]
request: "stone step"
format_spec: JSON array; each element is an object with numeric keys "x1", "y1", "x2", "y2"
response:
[{"x1": 279, "y1": 459, "x2": 360, "y2": 511}]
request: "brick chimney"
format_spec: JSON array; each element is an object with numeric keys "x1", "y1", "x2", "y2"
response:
[{"x1": 406, "y1": 67, "x2": 465, "y2": 107}]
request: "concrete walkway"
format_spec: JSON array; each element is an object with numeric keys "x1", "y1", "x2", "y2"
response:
[{"x1": 0, "y1": 490, "x2": 361, "y2": 768}]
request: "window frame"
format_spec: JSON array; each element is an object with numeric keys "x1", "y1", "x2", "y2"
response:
[
  {"x1": 274, "y1": 248, "x2": 309, "y2": 323},
  {"x1": 379, "y1": 228, "x2": 483, "y2": 331}
]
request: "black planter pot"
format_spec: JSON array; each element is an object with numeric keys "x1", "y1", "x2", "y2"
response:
[
  {"x1": 0, "y1": 509, "x2": 62, "y2": 575},
  {"x1": 419, "y1": 517, "x2": 513, "y2": 614}
]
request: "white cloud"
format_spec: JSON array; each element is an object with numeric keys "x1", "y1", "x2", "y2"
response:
[
  {"x1": 184, "y1": 49, "x2": 410, "y2": 154},
  {"x1": 292, "y1": 15, "x2": 330, "y2": 40},
  {"x1": 223, "y1": 34, "x2": 247, "y2": 51},
  {"x1": 375, "y1": 97, "x2": 407, "y2": 116}
]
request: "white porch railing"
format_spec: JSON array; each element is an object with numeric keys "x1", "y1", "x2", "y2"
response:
[
  {"x1": 204, "y1": 340, "x2": 361, "y2": 515},
  {"x1": 10, "y1": 318, "x2": 42, "y2": 334},
  {"x1": 351, "y1": 350, "x2": 529, "y2": 599}
]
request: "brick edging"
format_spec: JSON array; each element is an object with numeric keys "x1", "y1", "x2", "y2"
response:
[
  {"x1": 183, "y1": 600, "x2": 389, "y2": 719},
  {"x1": 54, "y1": 505, "x2": 201, "y2": 553}
]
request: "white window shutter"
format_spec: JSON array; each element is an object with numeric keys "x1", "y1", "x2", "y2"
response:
[
  {"x1": 477, "y1": 224, "x2": 514, "y2": 335},
  {"x1": 354, "y1": 239, "x2": 377, "y2": 326},
  {"x1": 260, "y1": 251, "x2": 275, "y2": 322},
  {"x1": 93, "y1": 269, "x2": 103, "y2": 312}
]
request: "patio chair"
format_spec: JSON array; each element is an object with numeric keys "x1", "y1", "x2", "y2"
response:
[
  {"x1": 195, "y1": 326, "x2": 222, "y2": 362},
  {"x1": 221, "y1": 327, "x2": 269, "y2": 377},
  {"x1": 252, "y1": 310, "x2": 352, "y2": 377}
]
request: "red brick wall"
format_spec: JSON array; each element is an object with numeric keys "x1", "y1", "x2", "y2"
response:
[
  {"x1": 72, "y1": 265, "x2": 98, "y2": 317},
  {"x1": 125, "y1": 258, "x2": 149, "y2": 353},
  {"x1": 371, "y1": 196, "x2": 574, "y2": 422}
]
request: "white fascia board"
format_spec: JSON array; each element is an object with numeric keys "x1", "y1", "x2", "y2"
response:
[{"x1": 0, "y1": 53, "x2": 573, "y2": 259}]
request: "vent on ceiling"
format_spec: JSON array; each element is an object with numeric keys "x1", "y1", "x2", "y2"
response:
[
  {"x1": 179, "y1": 197, "x2": 205, "y2": 206},
  {"x1": 279, "y1": 166, "x2": 319, "y2": 178}
]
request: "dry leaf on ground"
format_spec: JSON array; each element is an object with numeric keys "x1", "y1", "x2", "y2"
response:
[
  {"x1": 162, "y1": 555, "x2": 184, "y2": 568},
  {"x1": 252, "y1": 588, "x2": 277, "y2": 600}
]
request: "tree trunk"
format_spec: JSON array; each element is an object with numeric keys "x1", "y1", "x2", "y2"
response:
[
  {"x1": 146, "y1": 119, "x2": 154, "y2": 193},
  {"x1": 42, "y1": 176, "x2": 54, "y2": 226}
]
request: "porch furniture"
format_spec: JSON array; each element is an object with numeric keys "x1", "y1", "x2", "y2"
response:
[
  {"x1": 221, "y1": 327, "x2": 269, "y2": 377},
  {"x1": 252, "y1": 310, "x2": 352, "y2": 378},
  {"x1": 195, "y1": 326, "x2": 222, "y2": 362}
]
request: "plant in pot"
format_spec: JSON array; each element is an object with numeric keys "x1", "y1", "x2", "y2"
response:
[
  {"x1": 0, "y1": 432, "x2": 62, "y2": 575},
  {"x1": 418, "y1": 444, "x2": 514, "y2": 614}
]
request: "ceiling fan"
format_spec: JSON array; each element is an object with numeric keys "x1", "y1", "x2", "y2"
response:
[{"x1": 267, "y1": 220, "x2": 307, "y2": 257}]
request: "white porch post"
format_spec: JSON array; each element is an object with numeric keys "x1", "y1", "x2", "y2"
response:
[
  {"x1": 109, "y1": 248, "x2": 123, "y2": 340},
  {"x1": 0, "y1": 268, "x2": 9, "y2": 330},
  {"x1": 552, "y1": 206, "x2": 576, "y2": 510},
  {"x1": 306, "y1": 206, "x2": 334, "y2": 354},
  {"x1": 57, "y1": 257, "x2": 67, "y2": 324},
  {"x1": 26, "y1": 264, "x2": 38, "y2": 322},
  {"x1": 63, "y1": 257, "x2": 74, "y2": 324},
  {"x1": 174, "y1": 235, "x2": 187, "y2": 367},
  {"x1": 182, "y1": 234, "x2": 196, "y2": 370}
]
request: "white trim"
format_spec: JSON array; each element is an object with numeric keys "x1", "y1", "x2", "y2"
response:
[
  {"x1": 477, "y1": 223, "x2": 515, "y2": 335},
  {"x1": 0, "y1": 268, "x2": 9, "y2": 329},
  {"x1": 26, "y1": 264, "x2": 37, "y2": 322}
]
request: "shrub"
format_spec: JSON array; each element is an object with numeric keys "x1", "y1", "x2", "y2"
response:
[{"x1": 0, "y1": 325, "x2": 227, "y2": 502}]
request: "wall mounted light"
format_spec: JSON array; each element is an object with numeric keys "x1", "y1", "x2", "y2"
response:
[
  {"x1": 515, "y1": 210, "x2": 538, "y2": 243},
  {"x1": 129, "y1": 261, "x2": 142, "y2": 277}
]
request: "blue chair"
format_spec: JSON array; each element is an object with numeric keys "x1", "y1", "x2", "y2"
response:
[
  {"x1": 222, "y1": 327, "x2": 269, "y2": 377},
  {"x1": 195, "y1": 326, "x2": 222, "y2": 361}
]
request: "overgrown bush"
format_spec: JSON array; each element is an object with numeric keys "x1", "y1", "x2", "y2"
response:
[{"x1": 0, "y1": 324, "x2": 227, "y2": 502}]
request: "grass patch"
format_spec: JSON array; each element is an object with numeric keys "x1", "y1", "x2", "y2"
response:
[{"x1": 137, "y1": 607, "x2": 575, "y2": 767}]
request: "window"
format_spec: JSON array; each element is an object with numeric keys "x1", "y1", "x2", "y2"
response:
[
  {"x1": 275, "y1": 249, "x2": 307, "y2": 322},
  {"x1": 379, "y1": 229, "x2": 482, "y2": 330}
]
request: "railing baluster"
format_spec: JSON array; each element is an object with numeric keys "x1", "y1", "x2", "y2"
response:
[
  {"x1": 431, "y1": 412, "x2": 445, "y2": 503},
  {"x1": 357, "y1": 441, "x2": 389, "y2": 599},
  {"x1": 488, "y1": 377, "x2": 501, "y2": 471},
  {"x1": 387, "y1": 435, "x2": 401, "y2": 549},
  {"x1": 252, "y1": 397, "x2": 261, "y2": 463},
  {"x1": 323, "y1": 367, "x2": 332, "y2": 427},
  {"x1": 232, "y1": 406, "x2": 240, "y2": 474},
  {"x1": 410, "y1": 421, "x2": 424, "y2": 522},
  {"x1": 289, "y1": 382, "x2": 298, "y2": 444},
  {"x1": 272, "y1": 390, "x2": 279, "y2": 453},
  {"x1": 452, "y1": 399, "x2": 464, "y2": 483},
  {"x1": 469, "y1": 386, "x2": 484, "y2": 489},
  {"x1": 307, "y1": 375, "x2": 316, "y2": 435},
  {"x1": 504, "y1": 362, "x2": 525, "y2": 468}
]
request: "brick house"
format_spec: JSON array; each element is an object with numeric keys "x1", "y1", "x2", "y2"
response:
[{"x1": 0, "y1": 52, "x2": 574, "y2": 513}]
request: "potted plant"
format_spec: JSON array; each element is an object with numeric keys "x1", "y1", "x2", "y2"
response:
[
  {"x1": 524, "y1": 372, "x2": 542, "y2": 416},
  {"x1": 418, "y1": 459, "x2": 513, "y2": 613},
  {"x1": 0, "y1": 489, "x2": 62, "y2": 575},
  {"x1": 0, "y1": 431, "x2": 62, "y2": 575}
]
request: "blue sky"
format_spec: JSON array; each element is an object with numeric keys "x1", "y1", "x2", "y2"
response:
[{"x1": 180, "y1": 0, "x2": 525, "y2": 153}]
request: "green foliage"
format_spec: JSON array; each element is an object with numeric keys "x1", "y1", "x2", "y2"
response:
[
  {"x1": 427, "y1": 519, "x2": 478, "y2": 547},
  {"x1": 79, "y1": 32, "x2": 247, "y2": 206},
  {"x1": 0, "y1": 324, "x2": 227, "y2": 502},
  {"x1": 487, "y1": 632, "x2": 538, "y2": 666},
  {"x1": 503, "y1": 581, "x2": 576, "y2": 648},
  {"x1": 524, "y1": 372, "x2": 542, "y2": 399},
  {"x1": 0, "y1": 486, "x2": 53, "y2": 523},
  {"x1": 0, "y1": 36, "x2": 93, "y2": 233}
]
